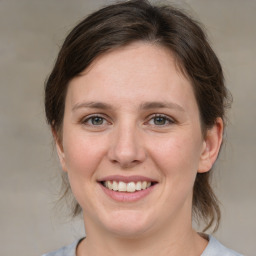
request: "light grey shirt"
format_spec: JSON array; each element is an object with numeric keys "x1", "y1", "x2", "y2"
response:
[{"x1": 42, "y1": 235, "x2": 243, "y2": 256}]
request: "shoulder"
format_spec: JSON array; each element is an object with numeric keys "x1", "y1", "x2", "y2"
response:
[
  {"x1": 202, "y1": 235, "x2": 244, "y2": 256},
  {"x1": 42, "y1": 239, "x2": 82, "y2": 256}
]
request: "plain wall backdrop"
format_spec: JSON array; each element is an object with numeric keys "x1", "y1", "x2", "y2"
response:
[{"x1": 0, "y1": 0, "x2": 255, "y2": 255}]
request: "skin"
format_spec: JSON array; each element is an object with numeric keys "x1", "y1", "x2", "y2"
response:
[{"x1": 55, "y1": 42, "x2": 223, "y2": 256}]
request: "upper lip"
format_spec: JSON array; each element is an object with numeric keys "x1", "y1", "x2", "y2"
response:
[{"x1": 97, "y1": 175, "x2": 158, "y2": 183}]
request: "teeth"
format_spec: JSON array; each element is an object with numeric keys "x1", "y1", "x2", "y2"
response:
[
  {"x1": 142, "y1": 181, "x2": 147, "y2": 189},
  {"x1": 105, "y1": 181, "x2": 113, "y2": 190},
  {"x1": 103, "y1": 181, "x2": 152, "y2": 192},
  {"x1": 118, "y1": 181, "x2": 126, "y2": 192},
  {"x1": 136, "y1": 182, "x2": 142, "y2": 191},
  {"x1": 113, "y1": 181, "x2": 118, "y2": 191},
  {"x1": 127, "y1": 182, "x2": 136, "y2": 192}
]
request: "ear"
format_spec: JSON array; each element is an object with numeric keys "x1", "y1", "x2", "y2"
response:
[
  {"x1": 51, "y1": 127, "x2": 68, "y2": 172},
  {"x1": 198, "y1": 117, "x2": 223, "y2": 173}
]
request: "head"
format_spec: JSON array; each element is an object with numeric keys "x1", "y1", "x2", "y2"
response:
[{"x1": 45, "y1": 0, "x2": 230, "y2": 232}]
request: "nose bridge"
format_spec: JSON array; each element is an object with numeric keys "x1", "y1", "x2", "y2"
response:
[{"x1": 108, "y1": 118, "x2": 146, "y2": 167}]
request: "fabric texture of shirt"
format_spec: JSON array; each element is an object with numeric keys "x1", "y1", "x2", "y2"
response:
[{"x1": 42, "y1": 235, "x2": 243, "y2": 256}]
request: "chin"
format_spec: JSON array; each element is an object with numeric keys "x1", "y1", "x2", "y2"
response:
[{"x1": 101, "y1": 210, "x2": 154, "y2": 238}]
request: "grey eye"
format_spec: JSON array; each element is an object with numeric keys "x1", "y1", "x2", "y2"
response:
[
  {"x1": 153, "y1": 116, "x2": 168, "y2": 125},
  {"x1": 90, "y1": 116, "x2": 104, "y2": 125}
]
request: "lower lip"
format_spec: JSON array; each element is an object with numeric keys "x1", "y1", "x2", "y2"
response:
[{"x1": 99, "y1": 183, "x2": 156, "y2": 202}]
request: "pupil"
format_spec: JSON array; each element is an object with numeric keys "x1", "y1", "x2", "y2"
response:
[
  {"x1": 154, "y1": 117, "x2": 165, "y2": 125},
  {"x1": 92, "y1": 117, "x2": 103, "y2": 125}
]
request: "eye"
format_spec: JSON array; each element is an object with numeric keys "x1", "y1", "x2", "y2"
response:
[
  {"x1": 82, "y1": 115, "x2": 109, "y2": 126},
  {"x1": 147, "y1": 114, "x2": 174, "y2": 126}
]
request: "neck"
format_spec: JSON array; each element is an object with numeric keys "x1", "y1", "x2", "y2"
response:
[{"x1": 77, "y1": 216, "x2": 208, "y2": 256}]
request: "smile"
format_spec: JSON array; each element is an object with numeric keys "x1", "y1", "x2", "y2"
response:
[{"x1": 103, "y1": 181, "x2": 152, "y2": 193}]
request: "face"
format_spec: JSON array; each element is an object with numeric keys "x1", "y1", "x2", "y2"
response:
[{"x1": 56, "y1": 42, "x2": 221, "y2": 238}]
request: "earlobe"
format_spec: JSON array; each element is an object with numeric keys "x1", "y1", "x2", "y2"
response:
[
  {"x1": 51, "y1": 127, "x2": 67, "y2": 172},
  {"x1": 198, "y1": 118, "x2": 223, "y2": 173}
]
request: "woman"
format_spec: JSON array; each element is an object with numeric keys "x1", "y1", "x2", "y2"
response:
[{"x1": 43, "y1": 1, "x2": 243, "y2": 255}]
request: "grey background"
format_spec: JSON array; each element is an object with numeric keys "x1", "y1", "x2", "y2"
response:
[{"x1": 0, "y1": 0, "x2": 255, "y2": 255}]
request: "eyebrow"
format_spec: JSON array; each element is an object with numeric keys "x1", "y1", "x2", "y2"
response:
[
  {"x1": 140, "y1": 101, "x2": 185, "y2": 112},
  {"x1": 72, "y1": 101, "x2": 185, "y2": 112},
  {"x1": 72, "y1": 101, "x2": 113, "y2": 112}
]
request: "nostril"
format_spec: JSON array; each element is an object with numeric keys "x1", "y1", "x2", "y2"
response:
[
  {"x1": 109, "y1": 158, "x2": 141, "y2": 169},
  {"x1": 107, "y1": 135, "x2": 147, "y2": 167}
]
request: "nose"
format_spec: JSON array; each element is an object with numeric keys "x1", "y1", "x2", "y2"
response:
[{"x1": 107, "y1": 122, "x2": 146, "y2": 169}]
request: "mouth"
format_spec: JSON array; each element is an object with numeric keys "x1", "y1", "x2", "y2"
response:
[
  {"x1": 98, "y1": 176, "x2": 158, "y2": 202},
  {"x1": 101, "y1": 180, "x2": 157, "y2": 193}
]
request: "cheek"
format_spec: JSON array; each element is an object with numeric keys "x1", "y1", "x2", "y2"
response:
[
  {"x1": 62, "y1": 130, "x2": 107, "y2": 177},
  {"x1": 150, "y1": 135, "x2": 202, "y2": 171},
  {"x1": 142, "y1": 134, "x2": 202, "y2": 220},
  {"x1": 147, "y1": 131, "x2": 203, "y2": 198},
  {"x1": 61, "y1": 131, "x2": 108, "y2": 209}
]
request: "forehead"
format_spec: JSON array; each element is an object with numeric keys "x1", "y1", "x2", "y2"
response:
[
  {"x1": 66, "y1": 42, "x2": 197, "y2": 111},
  {"x1": 80, "y1": 42, "x2": 183, "y2": 83}
]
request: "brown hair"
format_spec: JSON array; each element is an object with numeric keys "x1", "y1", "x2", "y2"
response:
[{"x1": 45, "y1": 0, "x2": 231, "y2": 231}]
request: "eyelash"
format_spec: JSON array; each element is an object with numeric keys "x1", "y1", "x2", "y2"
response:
[
  {"x1": 81, "y1": 114, "x2": 110, "y2": 126},
  {"x1": 80, "y1": 114, "x2": 175, "y2": 127},
  {"x1": 146, "y1": 114, "x2": 175, "y2": 127}
]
